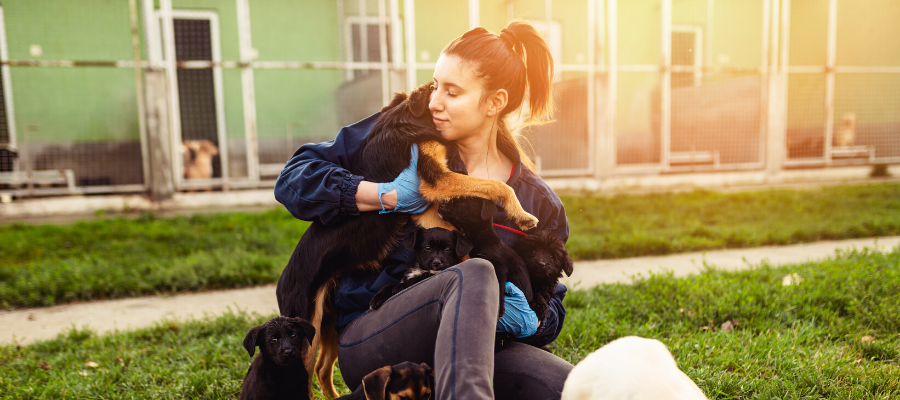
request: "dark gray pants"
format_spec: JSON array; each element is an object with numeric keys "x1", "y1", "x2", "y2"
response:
[{"x1": 337, "y1": 258, "x2": 573, "y2": 400}]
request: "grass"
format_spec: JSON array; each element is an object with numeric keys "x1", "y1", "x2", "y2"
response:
[
  {"x1": 0, "y1": 210, "x2": 308, "y2": 308},
  {"x1": 2, "y1": 183, "x2": 900, "y2": 309},
  {"x1": 562, "y1": 183, "x2": 900, "y2": 259},
  {"x1": 1, "y1": 245, "x2": 897, "y2": 399}
]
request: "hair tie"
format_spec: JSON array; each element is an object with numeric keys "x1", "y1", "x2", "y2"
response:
[{"x1": 500, "y1": 28, "x2": 519, "y2": 49}]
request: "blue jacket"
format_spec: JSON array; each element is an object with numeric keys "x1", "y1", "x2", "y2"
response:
[{"x1": 275, "y1": 113, "x2": 570, "y2": 347}]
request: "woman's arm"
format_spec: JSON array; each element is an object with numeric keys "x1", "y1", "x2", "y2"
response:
[
  {"x1": 356, "y1": 181, "x2": 397, "y2": 212},
  {"x1": 275, "y1": 114, "x2": 386, "y2": 224}
]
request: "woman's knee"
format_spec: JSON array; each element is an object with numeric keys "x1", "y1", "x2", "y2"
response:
[
  {"x1": 453, "y1": 258, "x2": 499, "y2": 285},
  {"x1": 439, "y1": 258, "x2": 500, "y2": 304}
]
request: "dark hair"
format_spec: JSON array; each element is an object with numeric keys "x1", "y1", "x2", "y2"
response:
[{"x1": 441, "y1": 21, "x2": 554, "y2": 169}]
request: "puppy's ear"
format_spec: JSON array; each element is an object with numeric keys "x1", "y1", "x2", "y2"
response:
[
  {"x1": 362, "y1": 365, "x2": 392, "y2": 400},
  {"x1": 562, "y1": 254, "x2": 574, "y2": 277},
  {"x1": 243, "y1": 324, "x2": 265, "y2": 357},
  {"x1": 199, "y1": 139, "x2": 218, "y2": 155},
  {"x1": 453, "y1": 231, "x2": 473, "y2": 259},
  {"x1": 382, "y1": 92, "x2": 409, "y2": 113},
  {"x1": 407, "y1": 82, "x2": 433, "y2": 117},
  {"x1": 480, "y1": 200, "x2": 499, "y2": 221},
  {"x1": 403, "y1": 227, "x2": 423, "y2": 251},
  {"x1": 291, "y1": 318, "x2": 317, "y2": 345},
  {"x1": 421, "y1": 362, "x2": 434, "y2": 378}
]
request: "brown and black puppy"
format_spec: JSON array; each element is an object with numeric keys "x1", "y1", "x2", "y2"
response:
[
  {"x1": 512, "y1": 231, "x2": 574, "y2": 322},
  {"x1": 370, "y1": 227, "x2": 473, "y2": 310},
  {"x1": 337, "y1": 362, "x2": 434, "y2": 400},
  {"x1": 240, "y1": 316, "x2": 317, "y2": 400},
  {"x1": 275, "y1": 82, "x2": 539, "y2": 398},
  {"x1": 437, "y1": 196, "x2": 533, "y2": 317}
]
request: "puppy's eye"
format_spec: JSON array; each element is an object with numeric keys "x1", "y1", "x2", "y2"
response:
[
  {"x1": 429, "y1": 84, "x2": 436, "y2": 90},
  {"x1": 444, "y1": 246, "x2": 452, "y2": 252},
  {"x1": 423, "y1": 245, "x2": 431, "y2": 251},
  {"x1": 270, "y1": 338, "x2": 278, "y2": 343},
  {"x1": 290, "y1": 333, "x2": 296, "y2": 338}
]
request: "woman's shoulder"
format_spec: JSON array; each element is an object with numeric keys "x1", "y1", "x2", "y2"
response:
[{"x1": 515, "y1": 167, "x2": 563, "y2": 206}]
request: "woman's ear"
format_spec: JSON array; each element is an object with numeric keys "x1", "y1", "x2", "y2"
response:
[{"x1": 487, "y1": 89, "x2": 508, "y2": 116}]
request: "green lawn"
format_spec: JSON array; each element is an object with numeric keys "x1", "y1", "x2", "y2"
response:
[
  {"x1": 2, "y1": 183, "x2": 900, "y2": 308},
  {"x1": 1, "y1": 246, "x2": 897, "y2": 399}
]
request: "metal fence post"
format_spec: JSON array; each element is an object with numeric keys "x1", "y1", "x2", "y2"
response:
[{"x1": 145, "y1": 70, "x2": 175, "y2": 200}]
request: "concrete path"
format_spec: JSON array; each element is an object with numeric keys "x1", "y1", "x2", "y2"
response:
[
  {"x1": 2, "y1": 236, "x2": 898, "y2": 346},
  {"x1": 559, "y1": 236, "x2": 900, "y2": 289}
]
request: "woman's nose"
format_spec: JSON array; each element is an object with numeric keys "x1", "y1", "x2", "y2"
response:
[{"x1": 429, "y1": 91, "x2": 442, "y2": 112}]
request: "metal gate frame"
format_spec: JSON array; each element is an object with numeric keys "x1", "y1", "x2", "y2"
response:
[
  {"x1": 153, "y1": 7, "x2": 230, "y2": 191},
  {"x1": 783, "y1": 0, "x2": 900, "y2": 167}
]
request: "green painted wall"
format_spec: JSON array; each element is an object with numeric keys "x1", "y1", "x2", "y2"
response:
[
  {"x1": 3, "y1": 0, "x2": 139, "y2": 143},
  {"x1": 245, "y1": 0, "x2": 342, "y2": 141},
  {"x1": 1, "y1": 0, "x2": 896, "y2": 151}
]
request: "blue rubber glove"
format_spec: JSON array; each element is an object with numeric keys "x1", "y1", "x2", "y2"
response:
[
  {"x1": 376, "y1": 143, "x2": 430, "y2": 214},
  {"x1": 496, "y1": 282, "x2": 539, "y2": 338}
]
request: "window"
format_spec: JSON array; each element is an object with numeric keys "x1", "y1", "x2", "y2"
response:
[{"x1": 345, "y1": 16, "x2": 392, "y2": 80}]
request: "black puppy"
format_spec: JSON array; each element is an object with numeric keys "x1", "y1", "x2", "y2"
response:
[
  {"x1": 512, "y1": 231, "x2": 574, "y2": 321},
  {"x1": 437, "y1": 196, "x2": 533, "y2": 317},
  {"x1": 370, "y1": 227, "x2": 472, "y2": 310},
  {"x1": 240, "y1": 316, "x2": 317, "y2": 400},
  {"x1": 337, "y1": 362, "x2": 434, "y2": 400}
]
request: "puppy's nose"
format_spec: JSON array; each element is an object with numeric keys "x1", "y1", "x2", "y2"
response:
[
  {"x1": 283, "y1": 348, "x2": 294, "y2": 356},
  {"x1": 432, "y1": 260, "x2": 443, "y2": 268}
]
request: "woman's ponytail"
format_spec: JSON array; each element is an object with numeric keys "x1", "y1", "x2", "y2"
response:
[{"x1": 503, "y1": 21, "x2": 554, "y2": 123}]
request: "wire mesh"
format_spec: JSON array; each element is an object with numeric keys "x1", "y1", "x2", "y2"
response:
[
  {"x1": 669, "y1": 0, "x2": 765, "y2": 169},
  {"x1": 786, "y1": 0, "x2": 900, "y2": 164},
  {"x1": 615, "y1": 0, "x2": 662, "y2": 167},
  {"x1": 521, "y1": 72, "x2": 595, "y2": 173},
  {"x1": 174, "y1": 17, "x2": 222, "y2": 179},
  {"x1": 1, "y1": 0, "x2": 898, "y2": 199},
  {"x1": 833, "y1": 73, "x2": 900, "y2": 160},
  {"x1": 2, "y1": 0, "x2": 145, "y2": 193},
  {"x1": 786, "y1": 0, "x2": 829, "y2": 161}
]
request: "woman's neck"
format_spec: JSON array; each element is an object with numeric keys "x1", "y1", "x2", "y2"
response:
[{"x1": 455, "y1": 125, "x2": 513, "y2": 182}]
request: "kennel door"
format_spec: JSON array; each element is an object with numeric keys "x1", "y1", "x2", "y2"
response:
[
  {"x1": 157, "y1": 10, "x2": 228, "y2": 187},
  {"x1": 173, "y1": 17, "x2": 221, "y2": 180}
]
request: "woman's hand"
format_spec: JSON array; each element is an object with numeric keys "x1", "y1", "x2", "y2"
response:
[
  {"x1": 496, "y1": 282, "x2": 539, "y2": 338},
  {"x1": 375, "y1": 144, "x2": 431, "y2": 214}
]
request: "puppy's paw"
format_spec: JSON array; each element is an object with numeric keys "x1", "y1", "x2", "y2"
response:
[
  {"x1": 370, "y1": 297, "x2": 386, "y2": 310},
  {"x1": 370, "y1": 285, "x2": 396, "y2": 310},
  {"x1": 511, "y1": 212, "x2": 539, "y2": 231}
]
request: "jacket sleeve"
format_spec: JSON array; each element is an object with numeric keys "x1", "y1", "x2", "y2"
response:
[
  {"x1": 274, "y1": 113, "x2": 379, "y2": 225},
  {"x1": 515, "y1": 283, "x2": 567, "y2": 348}
]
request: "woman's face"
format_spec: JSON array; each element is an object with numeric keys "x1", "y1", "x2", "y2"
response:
[{"x1": 429, "y1": 54, "x2": 494, "y2": 143}]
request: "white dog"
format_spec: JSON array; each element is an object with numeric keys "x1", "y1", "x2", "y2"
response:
[{"x1": 561, "y1": 336, "x2": 708, "y2": 400}]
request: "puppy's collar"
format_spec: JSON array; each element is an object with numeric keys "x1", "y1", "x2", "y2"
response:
[{"x1": 493, "y1": 223, "x2": 527, "y2": 237}]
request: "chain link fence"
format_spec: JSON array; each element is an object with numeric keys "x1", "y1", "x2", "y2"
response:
[{"x1": 0, "y1": 0, "x2": 897, "y2": 199}]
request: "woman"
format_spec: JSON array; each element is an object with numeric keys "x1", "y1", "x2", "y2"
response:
[{"x1": 275, "y1": 21, "x2": 572, "y2": 399}]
